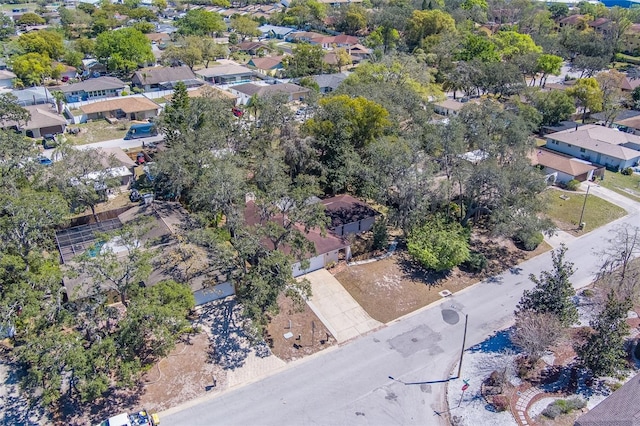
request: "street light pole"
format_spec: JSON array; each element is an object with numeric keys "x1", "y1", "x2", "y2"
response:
[
  {"x1": 456, "y1": 314, "x2": 469, "y2": 379},
  {"x1": 578, "y1": 184, "x2": 590, "y2": 230}
]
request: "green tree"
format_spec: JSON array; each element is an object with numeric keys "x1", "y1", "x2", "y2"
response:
[
  {"x1": 95, "y1": 27, "x2": 154, "y2": 72},
  {"x1": 284, "y1": 43, "x2": 325, "y2": 77},
  {"x1": 576, "y1": 291, "x2": 631, "y2": 377},
  {"x1": 536, "y1": 54, "x2": 563, "y2": 87},
  {"x1": 407, "y1": 215, "x2": 470, "y2": 272},
  {"x1": 494, "y1": 31, "x2": 542, "y2": 60},
  {"x1": 16, "y1": 12, "x2": 45, "y2": 26},
  {"x1": 284, "y1": 0, "x2": 327, "y2": 28},
  {"x1": 567, "y1": 77, "x2": 603, "y2": 123},
  {"x1": 0, "y1": 93, "x2": 30, "y2": 124},
  {"x1": 456, "y1": 34, "x2": 500, "y2": 62},
  {"x1": 533, "y1": 90, "x2": 576, "y2": 126},
  {"x1": 74, "y1": 37, "x2": 96, "y2": 56},
  {"x1": 230, "y1": 15, "x2": 260, "y2": 41},
  {"x1": 17, "y1": 30, "x2": 65, "y2": 60},
  {"x1": 405, "y1": 9, "x2": 456, "y2": 48},
  {"x1": 596, "y1": 70, "x2": 628, "y2": 127},
  {"x1": 160, "y1": 81, "x2": 190, "y2": 146},
  {"x1": 517, "y1": 244, "x2": 578, "y2": 326},
  {"x1": 364, "y1": 26, "x2": 400, "y2": 53},
  {"x1": 153, "y1": 0, "x2": 168, "y2": 11},
  {"x1": 336, "y1": 4, "x2": 369, "y2": 35},
  {"x1": 0, "y1": 14, "x2": 15, "y2": 40},
  {"x1": 548, "y1": 3, "x2": 569, "y2": 19},
  {"x1": 10, "y1": 52, "x2": 51, "y2": 86},
  {"x1": 176, "y1": 9, "x2": 225, "y2": 37}
]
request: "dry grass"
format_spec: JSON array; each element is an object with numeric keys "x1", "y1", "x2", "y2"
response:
[{"x1": 68, "y1": 120, "x2": 128, "y2": 145}]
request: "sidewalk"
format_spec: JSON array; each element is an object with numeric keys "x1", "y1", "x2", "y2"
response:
[{"x1": 581, "y1": 182, "x2": 640, "y2": 214}]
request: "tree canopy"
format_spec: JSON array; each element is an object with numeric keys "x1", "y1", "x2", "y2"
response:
[{"x1": 95, "y1": 27, "x2": 154, "y2": 72}]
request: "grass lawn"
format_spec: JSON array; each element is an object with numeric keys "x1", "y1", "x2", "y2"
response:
[
  {"x1": 598, "y1": 170, "x2": 640, "y2": 203},
  {"x1": 0, "y1": 3, "x2": 38, "y2": 12},
  {"x1": 67, "y1": 120, "x2": 128, "y2": 145},
  {"x1": 542, "y1": 188, "x2": 627, "y2": 234}
]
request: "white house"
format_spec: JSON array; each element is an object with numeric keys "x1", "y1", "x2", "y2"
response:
[
  {"x1": 545, "y1": 124, "x2": 640, "y2": 170},
  {"x1": 0, "y1": 70, "x2": 16, "y2": 88}
]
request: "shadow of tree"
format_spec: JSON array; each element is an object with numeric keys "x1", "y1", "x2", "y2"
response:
[
  {"x1": 396, "y1": 252, "x2": 451, "y2": 287},
  {"x1": 1, "y1": 361, "x2": 46, "y2": 426},
  {"x1": 200, "y1": 298, "x2": 271, "y2": 371},
  {"x1": 468, "y1": 329, "x2": 519, "y2": 354},
  {"x1": 58, "y1": 383, "x2": 143, "y2": 425}
]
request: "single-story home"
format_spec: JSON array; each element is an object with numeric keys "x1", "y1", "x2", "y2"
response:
[
  {"x1": 434, "y1": 99, "x2": 466, "y2": 116},
  {"x1": 80, "y1": 59, "x2": 108, "y2": 78},
  {"x1": 195, "y1": 64, "x2": 255, "y2": 84},
  {"x1": 244, "y1": 198, "x2": 351, "y2": 277},
  {"x1": 58, "y1": 202, "x2": 234, "y2": 305},
  {"x1": 131, "y1": 65, "x2": 203, "y2": 92},
  {"x1": 540, "y1": 120, "x2": 584, "y2": 135},
  {"x1": 321, "y1": 194, "x2": 380, "y2": 236},
  {"x1": 545, "y1": 124, "x2": 640, "y2": 170},
  {"x1": 53, "y1": 62, "x2": 78, "y2": 81},
  {"x1": 60, "y1": 76, "x2": 127, "y2": 103},
  {"x1": 145, "y1": 32, "x2": 171, "y2": 46},
  {"x1": 79, "y1": 97, "x2": 161, "y2": 121},
  {"x1": 317, "y1": 0, "x2": 363, "y2": 5},
  {"x1": 231, "y1": 41, "x2": 271, "y2": 56},
  {"x1": 529, "y1": 147, "x2": 604, "y2": 184},
  {"x1": 11, "y1": 86, "x2": 55, "y2": 106},
  {"x1": 246, "y1": 56, "x2": 285, "y2": 77},
  {"x1": 229, "y1": 82, "x2": 310, "y2": 105},
  {"x1": 575, "y1": 372, "x2": 640, "y2": 426},
  {"x1": 3, "y1": 104, "x2": 67, "y2": 138},
  {"x1": 286, "y1": 31, "x2": 324, "y2": 43},
  {"x1": 348, "y1": 44, "x2": 372, "y2": 62},
  {"x1": 92, "y1": 147, "x2": 137, "y2": 187},
  {"x1": 312, "y1": 72, "x2": 348, "y2": 94},
  {"x1": 0, "y1": 69, "x2": 16, "y2": 88},
  {"x1": 614, "y1": 115, "x2": 640, "y2": 140},
  {"x1": 258, "y1": 24, "x2": 294, "y2": 39}
]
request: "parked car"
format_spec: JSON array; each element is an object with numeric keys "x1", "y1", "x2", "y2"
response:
[
  {"x1": 124, "y1": 123, "x2": 158, "y2": 140},
  {"x1": 42, "y1": 134, "x2": 57, "y2": 149}
]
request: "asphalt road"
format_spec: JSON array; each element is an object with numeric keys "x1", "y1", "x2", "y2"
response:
[
  {"x1": 163, "y1": 206, "x2": 639, "y2": 426},
  {"x1": 41, "y1": 135, "x2": 164, "y2": 159}
]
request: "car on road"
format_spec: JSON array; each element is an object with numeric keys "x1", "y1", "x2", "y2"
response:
[{"x1": 124, "y1": 123, "x2": 158, "y2": 140}]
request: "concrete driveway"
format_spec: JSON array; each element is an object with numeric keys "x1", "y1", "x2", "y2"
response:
[{"x1": 303, "y1": 269, "x2": 382, "y2": 343}]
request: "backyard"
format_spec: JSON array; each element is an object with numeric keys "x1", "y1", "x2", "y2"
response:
[
  {"x1": 598, "y1": 170, "x2": 640, "y2": 203},
  {"x1": 66, "y1": 119, "x2": 128, "y2": 145},
  {"x1": 542, "y1": 188, "x2": 627, "y2": 235}
]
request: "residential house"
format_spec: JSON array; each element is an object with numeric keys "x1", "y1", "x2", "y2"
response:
[
  {"x1": 545, "y1": 124, "x2": 640, "y2": 170},
  {"x1": 589, "y1": 17, "x2": 611, "y2": 35},
  {"x1": 247, "y1": 56, "x2": 285, "y2": 77},
  {"x1": 58, "y1": 202, "x2": 235, "y2": 305},
  {"x1": 310, "y1": 36, "x2": 335, "y2": 49},
  {"x1": 434, "y1": 99, "x2": 467, "y2": 116},
  {"x1": 229, "y1": 82, "x2": 310, "y2": 105},
  {"x1": 575, "y1": 372, "x2": 640, "y2": 426},
  {"x1": 258, "y1": 24, "x2": 294, "y2": 39},
  {"x1": 0, "y1": 70, "x2": 16, "y2": 88},
  {"x1": 2, "y1": 104, "x2": 67, "y2": 138},
  {"x1": 231, "y1": 41, "x2": 271, "y2": 56},
  {"x1": 286, "y1": 31, "x2": 324, "y2": 43},
  {"x1": 244, "y1": 198, "x2": 351, "y2": 277},
  {"x1": 529, "y1": 147, "x2": 603, "y2": 184},
  {"x1": 321, "y1": 194, "x2": 380, "y2": 237},
  {"x1": 540, "y1": 120, "x2": 583, "y2": 136},
  {"x1": 323, "y1": 51, "x2": 354, "y2": 70},
  {"x1": 312, "y1": 72, "x2": 348, "y2": 94},
  {"x1": 332, "y1": 34, "x2": 359, "y2": 48},
  {"x1": 195, "y1": 64, "x2": 255, "y2": 84},
  {"x1": 558, "y1": 14, "x2": 586, "y2": 29},
  {"x1": 622, "y1": 23, "x2": 640, "y2": 54},
  {"x1": 79, "y1": 96, "x2": 161, "y2": 122},
  {"x1": 317, "y1": 0, "x2": 363, "y2": 6},
  {"x1": 614, "y1": 115, "x2": 640, "y2": 138},
  {"x1": 95, "y1": 147, "x2": 137, "y2": 187},
  {"x1": 145, "y1": 32, "x2": 171, "y2": 46},
  {"x1": 60, "y1": 76, "x2": 127, "y2": 102},
  {"x1": 348, "y1": 44, "x2": 372, "y2": 62},
  {"x1": 131, "y1": 65, "x2": 203, "y2": 92},
  {"x1": 80, "y1": 59, "x2": 107, "y2": 78},
  {"x1": 11, "y1": 86, "x2": 54, "y2": 106},
  {"x1": 52, "y1": 62, "x2": 77, "y2": 81}
]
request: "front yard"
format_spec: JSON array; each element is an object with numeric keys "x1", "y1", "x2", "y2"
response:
[
  {"x1": 598, "y1": 170, "x2": 640, "y2": 203},
  {"x1": 542, "y1": 188, "x2": 627, "y2": 234},
  {"x1": 335, "y1": 235, "x2": 550, "y2": 324}
]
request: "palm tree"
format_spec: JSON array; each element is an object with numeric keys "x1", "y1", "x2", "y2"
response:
[{"x1": 52, "y1": 91, "x2": 66, "y2": 115}]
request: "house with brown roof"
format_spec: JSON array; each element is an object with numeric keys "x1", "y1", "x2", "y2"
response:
[
  {"x1": 286, "y1": 31, "x2": 324, "y2": 43},
  {"x1": 145, "y1": 32, "x2": 171, "y2": 45},
  {"x1": 545, "y1": 124, "x2": 640, "y2": 170},
  {"x1": 321, "y1": 194, "x2": 380, "y2": 237},
  {"x1": 434, "y1": 99, "x2": 467, "y2": 116},
  {"x1": 623, "y1": 23, "x2": 640, "y2": 54},
  {"x1": 529, "y1": 147, "x2": 603, "y2": 184},
  {"x1": 575, "y1": 372, "x2": 640, "y2": 426},
  {"x1": 244, "y1": 197, "x2": 352, "y2": 277},
  {"x1": 231, "y1": 41, "x2": 271, "y2": 56},
  {"x1": 247, "y1": 56, "x2": 285, "y2": 77},
  {"x1": 131, "y1": 65, "x2": 204, "y2": 92},
  {"x1": 2, "y1": 104, "x2": 67, "y2": 138},
  {"x1": 79, "y1": 96, "x2": 161, "y2": 122},
  {"x1": 558, "y1": 14, "x2": 586, "y2": 28}
]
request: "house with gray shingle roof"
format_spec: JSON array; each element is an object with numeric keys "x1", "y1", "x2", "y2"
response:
[
  {"x1": 545, "y1": 124, "x2": 640, "y2": 170},
  {"x1": 60, "y1": 77, "x2": 127, "y2": 102},
  {"x1": 575, "y1": 372, "x2": 640, "y2": 426},
  {"x1": 229, "y1": 82, "x2": 309, "y2": 105},
  {"x1": 311, "y1": 72, "x2": 348, "y2": 94},
  {"x1": 131, "y1": 65, "x2": 203, "y2": 92}
]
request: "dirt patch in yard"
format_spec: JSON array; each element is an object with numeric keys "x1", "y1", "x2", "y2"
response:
[
  {"x1": 336, "y1": 235, "x2": 551, "y2": 324},
  {"x1": 265, "y1": 294, "x2": 337, "y2": 362}
]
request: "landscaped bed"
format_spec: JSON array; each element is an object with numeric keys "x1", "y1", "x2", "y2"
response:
[
  {"x1": 542, "y1": 188, "x2": 627, "y2": 235},
  {"x1": 335, "y1": 234, "x2": 550, "y2": 324}
]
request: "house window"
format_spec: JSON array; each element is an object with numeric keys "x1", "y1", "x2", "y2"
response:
[
  {"x1": 567, "y1": 144, "x2": 572, "y2": 147},
  {"x1": 580, "y1": 148, "x2": 585, "y2": 153}
]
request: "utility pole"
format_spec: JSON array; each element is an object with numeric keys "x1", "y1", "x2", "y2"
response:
[
  {"x1": 456, "y1": 314, "x2": 469, "y2": 379},
  {"x1": 578, "y1": 184, "x2": 590, "y2": 230}
]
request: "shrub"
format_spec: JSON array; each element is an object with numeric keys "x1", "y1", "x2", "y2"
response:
[
  {"x1": 621, "y1": 167, "x2": 634, "y2": 176},
  {"x1": 407, "y1": 216, "x2": 470, "y2": 272},
  {"x1": 372, "y1": 217, "x2": 389, "y2": 251},
  {"x1": 566, "y1": 179, "x2": 580, "y2": 191},
  {"x1": 581, "y1": 289, "x2": 594, "y2": 297},
  {"x1": 515, "y1": 230, "x2": 544, "y2": 251},
  {"x1": 491, "y1": 395, "x2": 509, "y2": 412},
  {"x1": 463, "y1": 251, "x2": 488, "y2": 273},
  {"x1": 542, "y1": 404, "x2": 562, "y2": 419},
  {"x1": 542, "y1": 398, "x2": 586, "y2": 419},
  {"x1": 120, "y1": 91, "x2": 129, "y2": 96}
]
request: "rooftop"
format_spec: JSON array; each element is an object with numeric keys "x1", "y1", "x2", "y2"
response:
[
  {"x1": 321, "y1": 195, "x2": 379, "y2": 228},
  {"x1": 547, "y1": 124, "x2": 640, "y2": 160},
  {"x1": 80, "y1": 97, "x2": 160, "y2": 114},
  {"x1": 132, "y1": 65, "x2": 197, "y2": 85},
  {"x1": 529, "y1": 147, "x2": 599, "y2": 176},
  {"x1": 575, "y1": 372, "x2": 640, "y2": 426},
  {"x1": 60, "y1": 76, "x2": 126, "y2": 94},
  {"x1": 195, "y1": 64, "x2": 254, "y2": 78}
]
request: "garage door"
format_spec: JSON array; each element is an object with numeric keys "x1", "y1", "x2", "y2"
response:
[{"x1": 292, "y1": 255, "x2": 325, "y2": 277}]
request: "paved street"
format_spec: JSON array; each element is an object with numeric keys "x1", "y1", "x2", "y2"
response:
[{"x1": 163, "y1": 196, "x2": 639, "y2": 425}]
